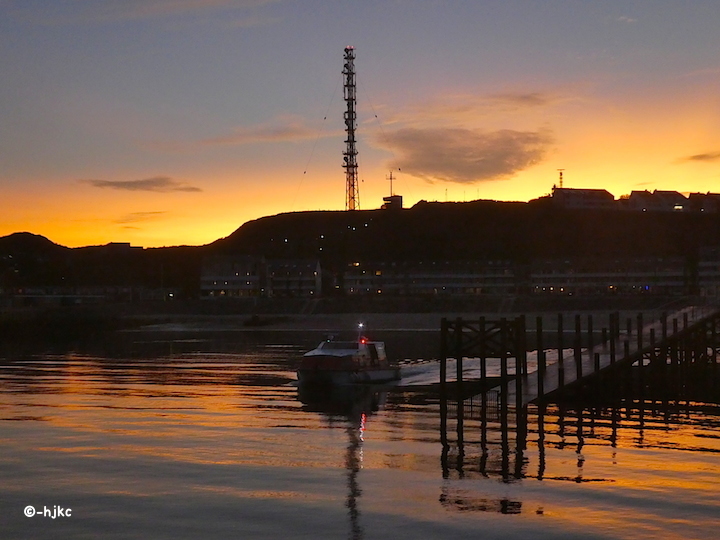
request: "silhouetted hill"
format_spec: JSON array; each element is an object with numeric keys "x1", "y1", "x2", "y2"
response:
[
  {"x1": 4, "y1": 199, "x2": 720, "y2": 294},
  {"x1": 208, "y1": 199, "x2": 717, "y2": 268},
  {"x1": 0, "y1": 234, "x2": 202, "y2": 295},
  {"x1": 0, "y1": 232, "x2": 69, "y2": 255}
]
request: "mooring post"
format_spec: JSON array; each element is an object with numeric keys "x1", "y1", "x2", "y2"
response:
[
  {"x1": 456, "y1": 387, "x2": 464, "y2": 473},
  {"x1": 649, "y1": 328, "x2": 656, "y2": 364},
  {"x1": 558, "y1": 313, "x2": 565, "y2": 389},
  {"x1": 649, "y1": 328, "x2": 657, "y2": 389},
  {"x1": 594, "y1": 352, "x2": 600, "y2": 373},
  {"x1": 636, "y1": 313, "x2": 645, "y2": 390},
  {"x1": 514, "y1": 407, "x2": 527, "y2": 480},
  {"x1": 453, "y1": 318, "x2": 464, "y2": 458},
  {"x1": 514, "y1": 315, "x2": 524, "y2": 411},
  {"x1": 683, "y1": 312, "x2": 689, "y2": 331},
  {"x1": 602, "y1": 327, "x2": 608, "y2": 345},
  {"x1": 624, "y1": 340, "x2": 632, "y2": 396},
  {"x1": 440, "y1": 318, "x2": 448, "y2": 392},
  {"x1": 479, "y1": 316, "x2": 487, "y2": 381},
  {"x1": 627, "y1": 317, "x2": 632, "y2": 337},
  {"x1": 537, "y1": 316, "x2": 545, "y2": 399},
  {"x1": 500, "y1": 318, "x2": 509, "y2": 421},
  {"x1": 439, "y1": 318, "x2": 448, "y2": 450},
  {"x1": 537, "y1": 404, "x2": 547, "y2": 480},
  {"x1": 712, "y1": 313, "x2": 718, "y2": 373},
  {"x1": 610, "y1": 324, "x2": 616, "y2": 365},
  {"x1": 518, "y1": 315, "x2": 527, "y2": 377},
  {"x1": 661, "y1": 313, "x2": 668, "y2": 368},
  {"x1": 587, "y1": 314, "x2": 594, "y2": 359},
  {"x1": 455, "y1": 317, "x2": 463, "y2": 388},
  {"x1": 501, "y1": 317, "x2": 508, "y2": 388},
  {"x1": 612, "y1": 311, "x2": 620, "y2": 340},
  {"x1": 575, "y1": 314, "x2": 582, "y2": 382}
]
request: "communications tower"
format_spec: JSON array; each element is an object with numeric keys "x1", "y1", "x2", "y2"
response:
[{"x1": 342, "y1": 46, "x2": 359, "y2": 210}]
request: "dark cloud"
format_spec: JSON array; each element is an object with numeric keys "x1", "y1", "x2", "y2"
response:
[
  {"x1": 114, "y1": 211, "x2": 167, "y2": 224},
  {"x1": 8, "y1": 1, "x2": 277, "y2": 25},
  {"x1": 81, "y1": 176, "x2": 202, "y2": 192},
  {"x1": 487, "y1": 92, "x2": 557, "y2": 109},
  {"x1": 199, "y1": 120, "x2": 317, "y2": 146},
  {"x1": 147, "y1": 116, "x2": 321, "y2": 152},
  {"x1": 378, "y1": 127, "x2": 553, "y2": 184},
  {"x1": 683, "y1": 151, "x2": 720, "y2": 163},
  {"x1": 385, "y1": 91, "x2": 564, "y2": 126}
]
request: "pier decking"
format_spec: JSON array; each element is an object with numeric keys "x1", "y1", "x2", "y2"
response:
[{"x1": 439, "y1": 305, "x2": 720, "y2": 407}]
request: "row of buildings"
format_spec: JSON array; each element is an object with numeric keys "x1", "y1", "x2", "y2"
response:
[
  {"x1": 201, "y1": 252, "x2": 720, "y2": 298},
  {"x1": 551, "y1": 187, "x2": 720, "y2": 212}
]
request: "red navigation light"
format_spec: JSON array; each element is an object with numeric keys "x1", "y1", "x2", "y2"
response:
[{"x1": 360, "y1": 337, "x2": 367, "y2": 344}]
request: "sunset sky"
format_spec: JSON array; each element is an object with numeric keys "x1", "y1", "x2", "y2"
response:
[{"x1": 2, "y1": 0, "x2": 720, "y2": 247}]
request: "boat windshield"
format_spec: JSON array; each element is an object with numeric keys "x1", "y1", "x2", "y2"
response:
[{"x1": 320, "y1": 341, "x2": 359, "y2": 350}]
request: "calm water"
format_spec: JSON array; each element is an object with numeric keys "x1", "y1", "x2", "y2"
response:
[{"x1": 2, "y1": 332, "x2": 720, "y2": 539}]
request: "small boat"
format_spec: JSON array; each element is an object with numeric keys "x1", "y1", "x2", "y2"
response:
[{"x1": 297, "y1": 335, "x2": 401, "y2": 386}]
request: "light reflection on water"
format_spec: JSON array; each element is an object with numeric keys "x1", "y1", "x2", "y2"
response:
[{"x1": 1, "y1": 336, "x2": 720, "y2": 539}]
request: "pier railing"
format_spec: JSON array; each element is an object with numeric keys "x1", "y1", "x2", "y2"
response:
[{"x1": 439, "y1": 305, "x2": 720, "y2": 408}]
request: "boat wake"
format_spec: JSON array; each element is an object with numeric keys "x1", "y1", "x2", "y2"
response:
[{"x1": 397, "y1": 349, "x2": 573, "y2": 387}]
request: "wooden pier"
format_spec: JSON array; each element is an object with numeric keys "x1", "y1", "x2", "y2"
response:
[
  {"x1": 439, "y1": 305, "x2": 720, "y2": 407},
  {"x1": 438, "y1": 305, "x2": 720, "y2": 493}
]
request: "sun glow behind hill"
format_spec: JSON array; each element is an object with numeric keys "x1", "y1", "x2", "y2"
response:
[{"x1": 1, "y1": 2, "x2": 720, "y2": 248}]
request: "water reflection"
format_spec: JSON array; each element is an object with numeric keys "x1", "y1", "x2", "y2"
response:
[
  {"x1": 439, "y1": 391, "x2": 720, "y2": 516},
  {"x1": 298, "y1": 385, "x2": 388, "y2": 540},
  {"x1": 3, "y1": 339, "x2": 720, "y2": 540}
]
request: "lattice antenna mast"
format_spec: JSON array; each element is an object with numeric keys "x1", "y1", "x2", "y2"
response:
[{"x1": 343, "y1": 46, "x2": 359, "y2": 211}]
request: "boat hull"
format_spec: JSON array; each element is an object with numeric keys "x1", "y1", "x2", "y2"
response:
[
  {"x1": 297, "y1": 339, "x2": 400, "y2": 386},
  {"x1": 297, "y1": 366, "x2": 400, "y2": 386}
]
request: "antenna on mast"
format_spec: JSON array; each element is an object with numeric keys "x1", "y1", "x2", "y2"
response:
[
  {"x1": 557, "y1": 168, "x2": 565, "y2": 188},
  {"x1": 387, "y1": 170, "x2": 395, "y2": 196},
  {"x1": 343, "y1": 46, "x2": 359, "y2": 211}
]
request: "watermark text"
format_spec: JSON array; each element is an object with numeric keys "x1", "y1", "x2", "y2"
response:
[{"x1": 24, "y1": 505, "x2": 72, "y2": 519}]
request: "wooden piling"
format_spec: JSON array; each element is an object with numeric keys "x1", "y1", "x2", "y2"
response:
[
  {"x1": 455, "y1": 317, "x2": 463, "y2": 389},
  {"x1": 558, "y1": 313, "x2": 565, "y2": 388},
  {"x1": 536, "y1": 316, "x2": 545, "y2": 399},
  {"x1": 575, "y1": 314, "x2": 582, "y2": 381},
  {"x1": 439, "y1": 318, "x2": 448, "y2": 450},
  {"x1": 649, "y1": 328, "x2": 656, "y2": 364},
  {"x1": 624, "y1": 340, "x2": 631, "y2": 396},
  {"x1": 587, "y1": 314, "x2": 595, "y2": 360},
  {"x1": 500, "y1": 318, "x2": 509, "y2": 432},
  {"x1": 712, "y1": 314, "x2": 718, "y2": 376},
  {"x1": 637, "y1": 313, "x2": 645, "y2": 390},
  {"x1": 672, "y1": 318, "x2": 679, "y2": 366},
  {"x1": 440, "y1": 318, "x2": 448, "y2": 392},
  {"x1": 479, "y1": 316, "x2": 487, "y2": 382},
  {"x1": 517, "y1": 315, "x2": 527, "y2": 377},
  {"x1": 514, "y1": 317, "x2": 527, "y2": 410}
]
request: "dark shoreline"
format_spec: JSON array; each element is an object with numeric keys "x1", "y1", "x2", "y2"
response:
[{"x1": 0, "y1": 294, "x2": 705, "y2": 360}]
